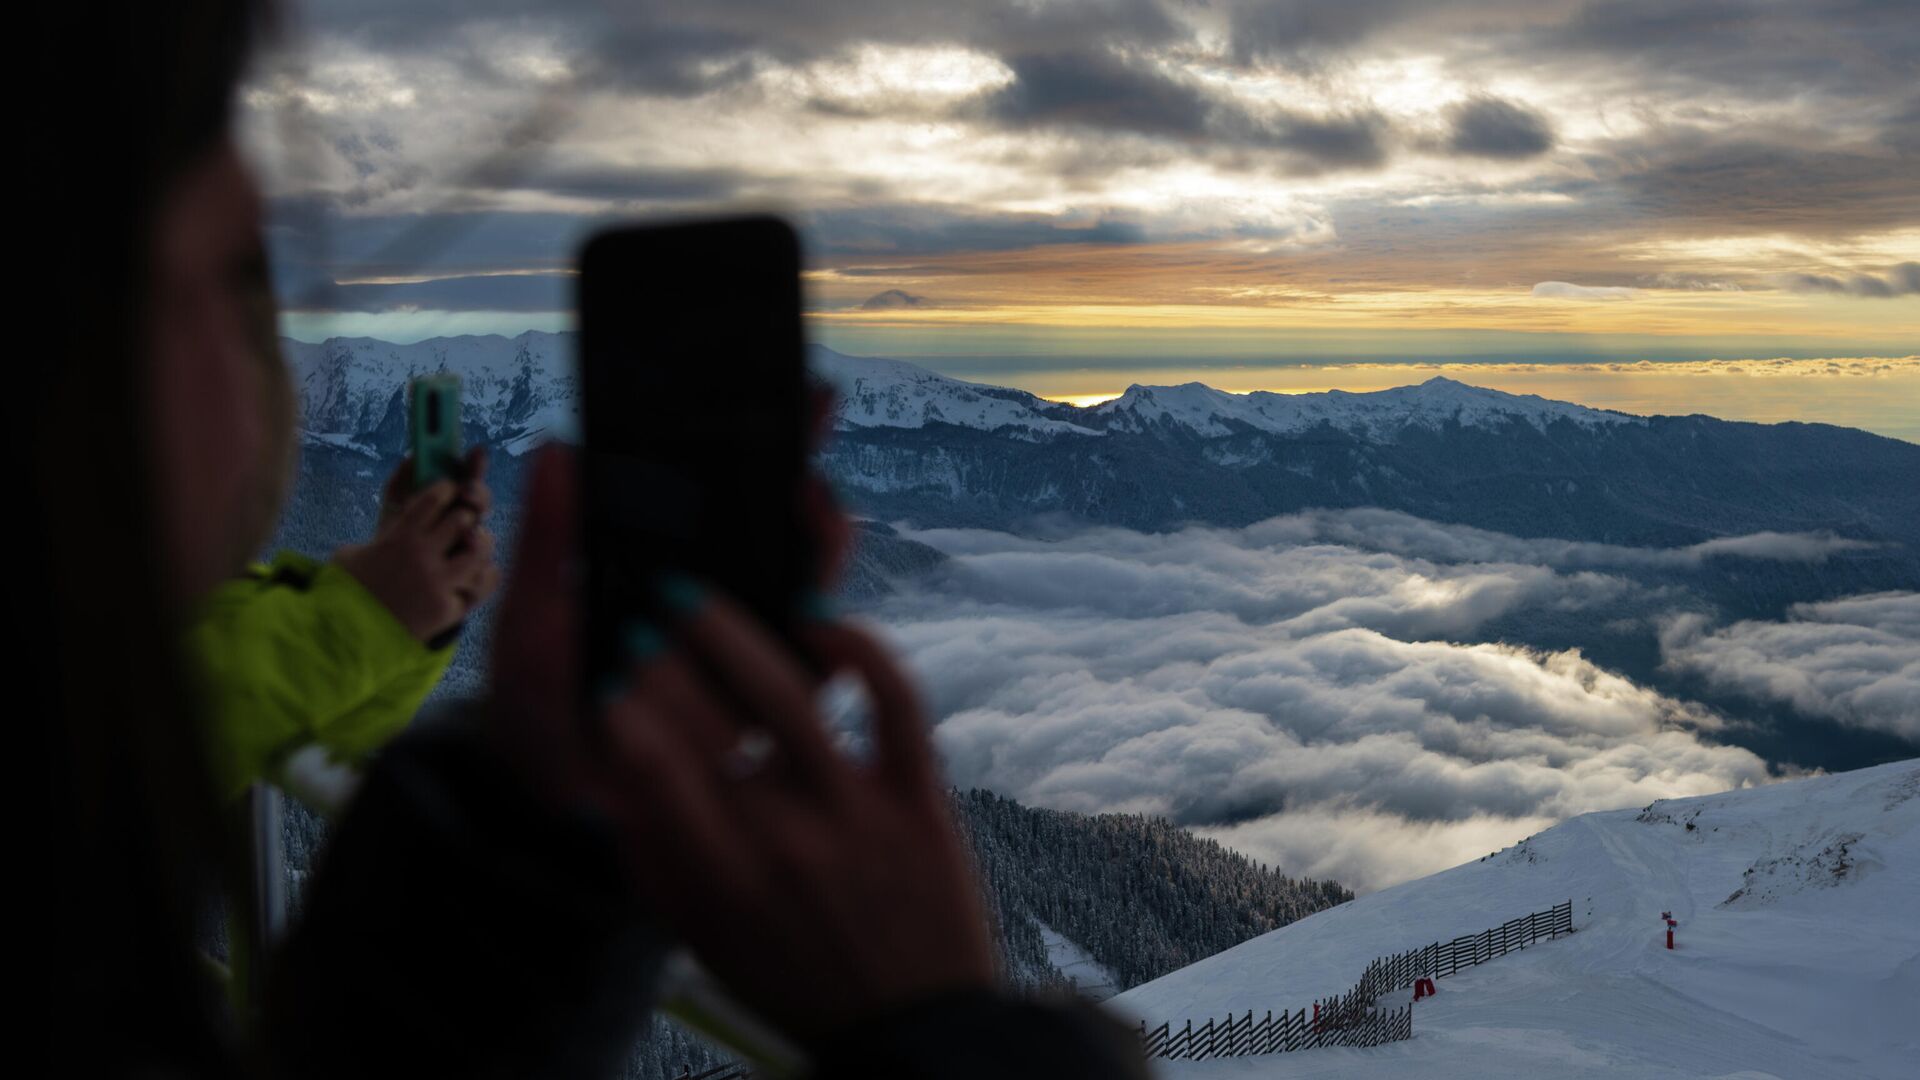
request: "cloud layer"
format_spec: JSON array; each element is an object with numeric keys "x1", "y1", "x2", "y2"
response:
[
  {"x1": 861, "y1": 511, "x2": 1813, "y2": 891},
  {"x1": 1662, "y1": 593, "x2": 1920, "y2": 740},
  {"x1": 246, "y1": 0, "x2": 1920, "y2": 343}
]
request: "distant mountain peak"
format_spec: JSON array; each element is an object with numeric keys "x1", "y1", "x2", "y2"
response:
[
  {"x1": 1093, "y1": 372, "x2": 1638, "y2": 441},
  {"x1": 811, "y1": 346, "x2": 1102, "y2": 439}
]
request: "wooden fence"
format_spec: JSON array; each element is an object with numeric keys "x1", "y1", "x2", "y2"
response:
[
  {"x1": 671, "y1": 1065, "x2": 750, "y2": 1080},
  {"x1": 1137, "y1": 899, "x2": 1573, "y2": 1061},
  {"x1": 1138, "y1": 1001, "x2": 1412, "y2": 1059}
]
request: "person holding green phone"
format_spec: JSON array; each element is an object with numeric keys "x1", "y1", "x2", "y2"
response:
[{"x1": 191, "y1": 447, "x2": 499, "y2": 802}]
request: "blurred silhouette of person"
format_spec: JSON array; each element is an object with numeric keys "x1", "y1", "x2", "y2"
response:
[{"x1": 29, "y1": 2, "x2": 1148, "y2": 1076}]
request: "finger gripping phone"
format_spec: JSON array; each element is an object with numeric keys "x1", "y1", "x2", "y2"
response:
[
  {"x1": 577, "y1": 216, "x2": 815, "y2": 697},
  {"x1": 410, "y1": 374, "x2": 463, "y2": 487}
]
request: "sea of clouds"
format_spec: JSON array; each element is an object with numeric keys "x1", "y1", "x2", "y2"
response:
[
  {"x1": 860, "y1": 510, "x2": 1915, "y2": 892},
  {"x1": 1662, "y1": 593, "x2": 1920, "y2": 741}
]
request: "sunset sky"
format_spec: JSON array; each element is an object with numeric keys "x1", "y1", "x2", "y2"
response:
[{"x1": 244, "y1": 1, "x2": 1919, "y2": 438}]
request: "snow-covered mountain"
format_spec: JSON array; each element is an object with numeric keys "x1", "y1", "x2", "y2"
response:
[
  {"x1": 1091, "y1": 377, "x2": 1639, "y2": 441},
  {"x1": 282, "y1": 332, "x2": 1639, "y2": 450},
  {"x1": 810, "y1": 350, "x2": 1640, "y2": 442},
  {"x1": 1109, "y1": 759, "x2": 1920, "y2": 1079},
  {"x1": 279, "y1": 333, "x2": 1920, "y2": 562},
  {"x1": 281, "y1": 332, "x2": 579, "y2": 457},
  {"x1": 813, "y1": 350, "x2": 1099, "y2": 439}
]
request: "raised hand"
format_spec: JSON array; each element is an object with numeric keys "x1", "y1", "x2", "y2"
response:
[
  {"x1": 337, "y1": 447, "x2": 499, "y2": 642},
  {"x1": 488, "y1": 444, "x2": 996, "y2": 1046}
]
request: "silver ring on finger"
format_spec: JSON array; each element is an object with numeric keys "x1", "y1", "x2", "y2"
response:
[{"x1": 720, "y1": 728, "x2": 778, "y2": 781}]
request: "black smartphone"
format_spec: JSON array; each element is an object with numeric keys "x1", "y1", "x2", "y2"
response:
[{"x1": 577, "y1": 215, "x2": 815, "y2": 699}]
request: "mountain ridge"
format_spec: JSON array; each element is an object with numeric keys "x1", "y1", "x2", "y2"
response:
[
  {"x1": 282, "y1": 332, "x2": 1695, "y2": 448},
  {"x1": 278, "y1": 332, "x2": 1920, "y2": 563}
]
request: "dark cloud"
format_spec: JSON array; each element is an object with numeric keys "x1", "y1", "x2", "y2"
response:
[
  {"x1": 1445, "y1": 96, "x2": 1555, "y2": 159},
  {"x1": 983, "y1": 49, "x2": 1392, "y2": 172},
  {"x1": 262, "y1": 198, "x2": 1163, "y2": 314},
  {"x1": 1884, "y1": 94, "x2": 1920, "y2": 154},
  {"x1": 283, "y1": 271, "x2": 572, "y2": 313},
  {"x1": 806, "y1": 205, "x2": 1150, "y2": 258},
  {"x1": 264, "y1": 201, "x2": 605, "y2": 303},
  {"x1": 1773, "y1": 262, "x2": 1920, "y2": 298},
  {"x1": 1227, "y1": 0, "x2": 1423, "y2": 64},
  {"x1": 1226, "y1": 109, "x2": 1393, "y2": 171},
  {"x1": 989, "y1": 50, "x2": 1210, "y2": 139},
  {"x1": 860, "y1": 288, "x2": 933, "y2": 310},
  {"x1": 293, "y1": 0, "x2": 1185, "y2": 97},
  {"x1": 520, "y1": 164, "x2": 751, "y2": 202},
  {"x1": 1541, "y1": 0, "x2": 1920, "y2": 103},
  {"x1": 1582, "y1": 131, "x2": 1920, "y2": 239},
  {"x1": 1557, "y1": 0, "x2": 1760, "y2": 53}
]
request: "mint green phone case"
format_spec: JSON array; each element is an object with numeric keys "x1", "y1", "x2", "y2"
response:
[{"x1": 410, "y1": 374, "x2": 463, "y2": 488}]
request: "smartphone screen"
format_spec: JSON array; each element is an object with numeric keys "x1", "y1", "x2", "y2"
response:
[{"x1": 577, "y1": 216, "x2": 814, "y2": 699}]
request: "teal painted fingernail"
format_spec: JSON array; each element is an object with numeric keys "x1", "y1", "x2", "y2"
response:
[
  {"x1": 800, "y1": 590, "x2": 839, "y2": 622},
  {"x1": 657, "y1": 575, "x2": 705, "y2": 614},
  {"x1": 623, "y1": 620, "x2": 668, "y2": 661},
  {"x1": 594, "y1": 674, "x2": 628, "y2": 708}
]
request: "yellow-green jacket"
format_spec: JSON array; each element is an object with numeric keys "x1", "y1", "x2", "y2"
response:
[{"x1": 191, "y1": 551, "x2": 454, "y2": 802}]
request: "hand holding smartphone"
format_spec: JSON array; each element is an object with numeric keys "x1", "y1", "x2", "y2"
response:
[
  {"x1": 577, "y1": 215, "x2": 816, "y2": 697},
  {"x1": 410, "y1": 374, "x2": 464, "y2": 488},
  {"x1": 408, "y1": 373, "x2": 474, "y2": 649},
  {"x1": 575, "y1": 216, "x2": 824, "y2": 1072}
]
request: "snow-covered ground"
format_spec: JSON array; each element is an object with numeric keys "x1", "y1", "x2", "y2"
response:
[
  {"x1": 1109, "y1": 759, "x2": 1920, "y2": 1079},
  {"x1": 1036, "y1": 921, "x2": 1121, "y2": 1000}
]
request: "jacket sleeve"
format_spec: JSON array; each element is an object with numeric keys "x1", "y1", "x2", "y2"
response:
[
  {"x1": 811, "y1": 990, "x2": 1153, "y2": 1080},
  {"x1": 190, "y1": 552, "x2": 452, "y2": 800},
  {"x1": 261, "y1": 716, "x2": 667, "y2": 1080},
  {"x1": 305, "y1": 633, "x2": 454, "y2": 765}
]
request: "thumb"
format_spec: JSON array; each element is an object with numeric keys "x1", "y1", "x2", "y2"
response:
[
  {"x1": 498, "y1": 443, "x2": 576, "y2": 630},
  {"x1": 490, "y1": 444, "x2": 582, "y2": 793}
]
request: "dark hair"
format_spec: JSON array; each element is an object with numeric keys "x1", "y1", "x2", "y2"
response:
[{"x1": 28, "y1": 2, "x2": 266, "y2": 1070}]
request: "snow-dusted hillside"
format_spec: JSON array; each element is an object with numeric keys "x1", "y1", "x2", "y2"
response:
[
  {"x1": 817, "y1": 356, "x2": 1646, "y2": 443},
  {"x1": 281, "y1": 331, "x2": 580, "y2": 456},
  {"x1": 281, "y1": 334, "x2": 1644, "y2": 449},
  {"x1": 278, "y1": 334, "x2": 1920, "y2": 559},
  {"x1": 1092, "y1": 377, "x2": 1642, "y2": 441},
  {"x1": 811, "y1": 349, "x2": 1100, "y2": 438},
  {"x1": 1110, "y1": 760, "x2": 1920, "y2": 1079}
]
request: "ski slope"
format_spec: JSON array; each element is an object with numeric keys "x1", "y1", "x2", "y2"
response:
[{"x1": 1110, "y1": 759, "x2": 1920, "y2": 1079}]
